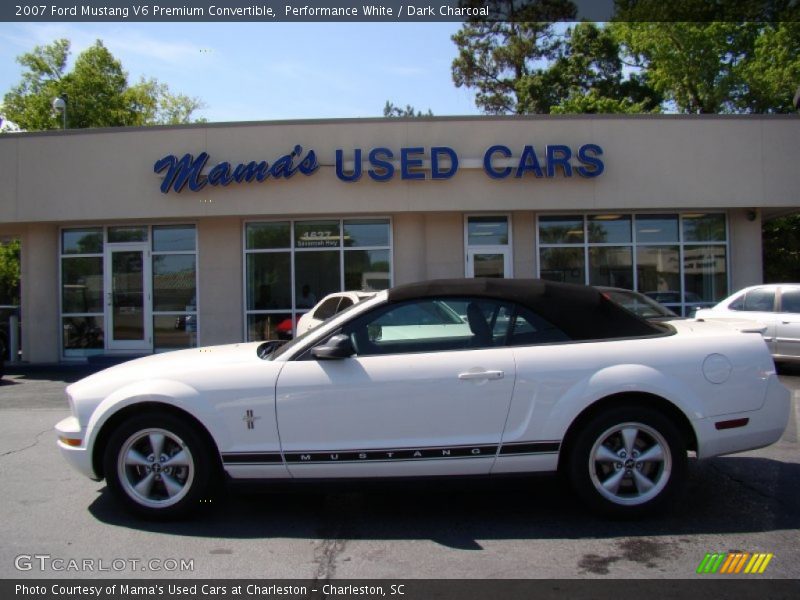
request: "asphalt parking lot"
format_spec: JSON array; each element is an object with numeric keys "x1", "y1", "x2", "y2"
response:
[{"x1": 0, "y1": 365, "x2": 798, "y2": 580}]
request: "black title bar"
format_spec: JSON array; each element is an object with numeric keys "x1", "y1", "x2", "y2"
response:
[{"x1": 2, "y1": 1, "x2": 800, "y2": 23}]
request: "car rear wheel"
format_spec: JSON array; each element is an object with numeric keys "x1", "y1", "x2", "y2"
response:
[
  {"x1": 103, "y1": 413, "x2": 217, "y2": 519},
  {"x1": 568, "y1": 405, "x2": 687, "y2": 517}
]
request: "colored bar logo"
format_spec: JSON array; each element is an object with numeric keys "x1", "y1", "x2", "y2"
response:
[{"x1": 696, "y1": 552, "x2": 774, "y2": 574}]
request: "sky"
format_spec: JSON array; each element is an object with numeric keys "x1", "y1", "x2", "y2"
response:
[{"x1": 0, "y1": 22, "x2": 482, "y2": 122}]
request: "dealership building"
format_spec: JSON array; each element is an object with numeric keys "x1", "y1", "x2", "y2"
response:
[{"x1": 0, "y1": 114, "x2": 797, "y2": 363}]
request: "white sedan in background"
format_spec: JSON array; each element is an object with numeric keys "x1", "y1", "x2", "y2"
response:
[
  {"x1": 56, "y1": 278, "x2": 790, "y2": 519},
  {"x1": 695, "y1": 284, "x2": 800, "y2": 363},
  {"x1": 295, "y1": 291, "x2": 376, "y2": 337}
]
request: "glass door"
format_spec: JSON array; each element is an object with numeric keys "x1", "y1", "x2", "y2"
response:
[
  {"x1": 465, "y1": 215, "x2": 513, "y2": 279},
  {"x1": 105, "y1": 243, "x2": 152, "y2": 351},
  {"x1": 466, "y1": 249, "x2": 511, "y2": 278}
]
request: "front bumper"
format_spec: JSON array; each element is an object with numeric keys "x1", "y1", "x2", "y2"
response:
[
  {"x1": 55, "y1": 416, "x2": 100, "y2": 480},
  {"x1": 695, "y1": 375, "x2": 791, "y2": 459}
]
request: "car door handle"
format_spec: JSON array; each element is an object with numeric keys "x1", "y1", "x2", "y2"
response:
[{"x1": 458, "y1": 370, "x2": 504, "y2": 381}]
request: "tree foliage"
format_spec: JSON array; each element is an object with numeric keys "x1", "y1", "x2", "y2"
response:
[
  {"x1": 0, "y1": 240, "x2": 20, "y2": 305},
  {"x1": 453, "y1": 13, "x2": 800, "y2": 115},
  {"x1": 3, "y1": 39, "x2": 205, "y2": 131},
  {"x1": 763, "y1": 215, "x2": 800, "y2": 283},
  {"x1": 451, "y1": 0, "x2": 577, "y2": 114},
  {"x1": 383, "y1": 101, "x2": 433, "y2": 117}
]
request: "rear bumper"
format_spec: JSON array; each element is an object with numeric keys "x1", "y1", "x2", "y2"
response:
[{"x1": 695, "y1": 375, "x2": 791, "y2": 459}]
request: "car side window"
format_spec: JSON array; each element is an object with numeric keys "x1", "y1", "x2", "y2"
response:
[
  {"x1": 314, "y1": 297, "x2": 342, "y2": 320},
  {"x1": 733, "y1": 288, "x2": 776, "y2": 312},
  {"x1": 508, "y1": 307, "x2": 571, "y2": 346},
  {"x1": 342, "y1": 297, "x2": 506, "y2": 356},
  {"x1": 780, "y1": 289, "x2": 800, "y2": 314}
]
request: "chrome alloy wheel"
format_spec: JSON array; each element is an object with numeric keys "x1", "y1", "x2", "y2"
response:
[
  {"x1": 588, "y1": 422, "x2": 672, "y2": 506},
  {"x1": 116, "y1": 428, "x2": 195, "y2": 509}
]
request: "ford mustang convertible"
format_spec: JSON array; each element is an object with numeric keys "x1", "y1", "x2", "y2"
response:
[{"x1": 56, "y1": 279, "x2": 790, "y2": 518}]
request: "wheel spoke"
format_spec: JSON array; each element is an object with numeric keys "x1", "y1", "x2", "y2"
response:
[
  {"x1": 637, "y1": 443, "x2": 664, "y2": 463},
  {"x1": 124, "y1": 448, "x2": 150, "y2": 467},
  {"x1": 133, "y1": 472, "x2": 155, "y2": 497},
  {"x1": 632, "y1": 469, "x2": 656, "y2": 494},
  {"x1": 163, "y1": 450, "x2": 190, "y2": 468},
  {"x1": 149, "y1": 433, "x2": 165, "y2": 458},
  {"x1": 161, "y1": 473, "x2": 184, "y2": 498},
  {"x1": 601, "y1": 469, "x2": 626, "y2": 495},
  {"x1": 621, "y1": 428, "x2": 639, "y2": 455},
  {"x1": 594, "y1": 444, "x2": 620, "y2": 463}
]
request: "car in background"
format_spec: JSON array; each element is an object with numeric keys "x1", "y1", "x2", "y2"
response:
[
  {"x1": 295, "y1": 291, "x2": 376, "y2": 337},
  {"x1": 643, "y1": 291, "x2": 705, "y2": 317},
  {"x1": 56, "y1": 278, "x2": 789, "y2": 519},
  {"x1": 694, "y1": 284, "x2": 800, "y2": 363},
  {"x1": 596, "y1": 287, "x2": 680, "y2": 322}
]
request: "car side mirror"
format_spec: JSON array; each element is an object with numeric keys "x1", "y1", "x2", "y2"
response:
[{"x1": 311, "y1": 334, "x2": 355, "y2": 360}]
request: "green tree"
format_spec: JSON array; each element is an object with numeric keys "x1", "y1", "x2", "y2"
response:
[
  {"x1": 3, "y1": 39, "x2": 204, "y2": 130},
  {"x1": 763, "y1": 215, "x2": 800, "y2": 283},
  {"x1": 521, "y1": 22, "x2": 661, "y2": 114},
  {"x1": 382, "y1": 101, "x2": 433, "y2": 117},
  {"x1": 0, "y1": 240, "x2": 21, "y2": 305},
  {"x1": 611, "y1": 21, "x2": 800, "y2": 114},
  {"x1": 451, "y1": 0, "x2": 577, "y2": 114}
]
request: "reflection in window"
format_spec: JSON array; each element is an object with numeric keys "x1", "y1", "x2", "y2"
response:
[
  {"x1": 683, "y1": 245, "x2": 728, "y2": 303},
  {"x1": 62, "y1": 228, "x2": 103, "y2": 254},
  {"x1": 539, "y1": 216, "x2": 584, "y2": 244},
  {"x1": 683, "y1": 213, "x2": 726, "y2": 242},
  {"x1": 467, "y1": 216, "x2": 509, "y2": 246},
  {"x1": 62, "y1": 316, "x2": 104, "y2": 351},
  {"x1": 781, "y1": 290, "x2": 800, "y2": 313},
  {"x1": 344, "y1": 249, "x2": 390, "y2": 290},
  {"x1": 62, "y1": 257, "x2": 103, "y2": 314},
  {"x1": 246, "y1": 222, "x2": 290, "y2": 250},
  {"x1": 245, "y1": 219, "x2": 392, "y2": 341},
  {"x1": 108, "y1": 226, "x2": 147, "y2": 243},
  {"x1": 248, "y1": 313, "x2": 295, "y2": 341},
  {"x1": 153, "y1": 254, "x2": 196, "y2": 312},
  {"x1": 636, "y1": 246, "x2": 680, "y2": 296},
  {"x1": 635, "y1": 215, "x2": 679, "y2": 243},
  {"x1": 540, "y1": 248, "x2": 584, "y2": 284},
  {"x1": 154, "y1": 314, "x2": 196, "y2": 351},
  {"x1": 153, "y1": 225, "x2": 197, "y2": 252},
  {"x1": 730, "y1": 288, "x2": 775, "y2": 312},
  {"x1": 247, "y1": 253, "x2": 292, "y2": 310},
  {"x1": 588, "y1": 215, "x2": 631, "y2": 244},
  {"x1": 589, "y1": 247, "x2": 633, "y2": 289}
]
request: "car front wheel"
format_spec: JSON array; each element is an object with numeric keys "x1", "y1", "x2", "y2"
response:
[
  {"x1": 568, "y1": 405, "x2": 687, "y2": 517},
  {"x1": 103, "y1": 412, "x2": 217, "y2": 519}
]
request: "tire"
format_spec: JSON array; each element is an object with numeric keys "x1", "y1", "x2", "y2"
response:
[
  {"x1": 103, "y1": 412, "x2": 218, "y2": 519},
  {"x1": 567, "y1": 405, "x2": 687, "y2": 518}
]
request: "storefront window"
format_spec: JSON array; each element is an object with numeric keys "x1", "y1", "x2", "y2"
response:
[
  {"x1": 467, "y1": 216, "x2": 509, "y2": 246},
  {"x1": 538, "y1": 213, "x2": 728, "y2": 315},
  {"x1": 244, "y1": 218, "x2": 392, "y2": 341},
  {"x1": 151, "y1": 225, "x2": 197, "y2": 352},
  {"x1": 60, "y1": 225, "x2": 198, "y2": 357}
]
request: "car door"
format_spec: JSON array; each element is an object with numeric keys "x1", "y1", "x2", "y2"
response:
[
  {"x1": 776, "y1": 287, "x2": 800, "y2": 360},
  {"x1": 274, "y1": 296, "x2": 516, "y2": 478},
  {"x1": 727, "y1": 287, "x2": 779, "y2": 353}
]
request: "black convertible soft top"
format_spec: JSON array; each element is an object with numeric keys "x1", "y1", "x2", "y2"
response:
[{"x1": 387, "y1": 278, "x2": 662, "y2": 340}]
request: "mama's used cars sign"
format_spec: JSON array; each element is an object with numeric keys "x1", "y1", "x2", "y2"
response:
[{"x1": 153, "y1": 143, "x2": 604, "y2": 194}]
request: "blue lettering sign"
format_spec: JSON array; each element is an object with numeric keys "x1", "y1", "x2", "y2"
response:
[
  {"x1": 483, "y1": 145, "x2": 512, "y2": 179},
  {"x1": 154, "y1": 145, "x2": 319, "y2": 193},
  {"x1": 515, "y1": 145, "x2": 544, "y2": 178},
  {"x1": 401, "y1": 147, "x2": 426, "y2": 180},
  {"x1": 431, "y1": 147, "x2": 458, "y2": 180},
  {"x1": 336, "y1": 149, "x2": 362, "y2": 182},
  {"x1": 576, "y1": 144, "x2": 604, "y2": 178},
  {"x1": 368, "y1": 147, "x2": 394, "y2": 182},
  {"x1": 546, "y1": 145, "x2": 573, "y2": 178}
]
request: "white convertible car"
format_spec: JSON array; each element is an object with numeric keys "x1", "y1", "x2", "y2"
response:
[{"x1": 56, "y1": 279, "x2": 790, "y2": 519}]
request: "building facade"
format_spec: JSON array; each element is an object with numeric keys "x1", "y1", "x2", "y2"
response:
[{"x1": 0, "y1": 115, "x2": 797, "y2": 363}]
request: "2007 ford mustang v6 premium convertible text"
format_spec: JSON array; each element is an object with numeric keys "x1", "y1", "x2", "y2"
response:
[{"x1": 56, "y1": 279, "x2": 790, "y2": 518}]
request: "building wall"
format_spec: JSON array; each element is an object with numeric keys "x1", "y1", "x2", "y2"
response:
[
  {"x1": 21, "y1": 224, "x2": 59, "y2": 363},
  {"x1": 1, "y1": 116, "x2": 798, "y2": 226}
]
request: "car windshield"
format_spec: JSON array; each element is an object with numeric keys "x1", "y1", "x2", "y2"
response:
[
  {"x1": 601, "y1": 289, "x2": 677, "y2": 319},
  {"x1": 265, "y1": 297, "x2": 371, "y2": 360}
]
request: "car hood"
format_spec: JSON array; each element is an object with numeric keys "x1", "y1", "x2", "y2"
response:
[{"x1": 66, "y1": 342, "x2": 269, "y2": 402}]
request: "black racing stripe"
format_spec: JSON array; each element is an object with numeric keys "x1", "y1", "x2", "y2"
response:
[
  {"x1": 284, "y1": 444, "x2": 499, "y2": 463},
  {"x1": 498, "y1": 441, "x2": 561, "y2": 455},
  {"x1": 222, "y1": 453, "x2": 283, "y2": 464}
]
